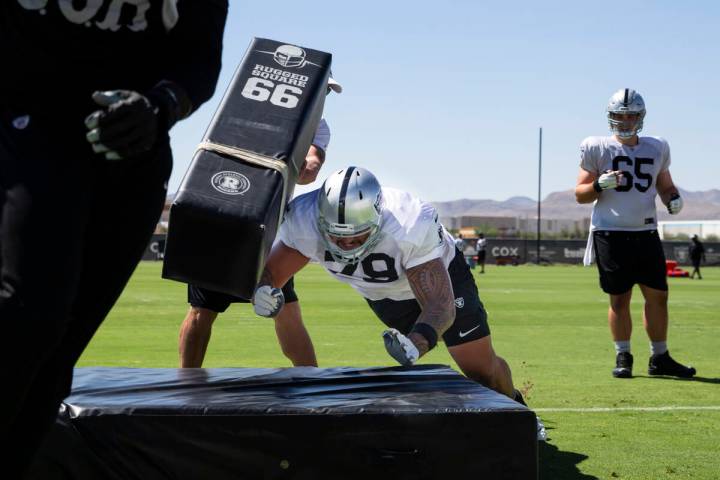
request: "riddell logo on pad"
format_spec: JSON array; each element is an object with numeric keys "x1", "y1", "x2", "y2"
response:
[
  {"x1": 258, "y1": 45, "x2": 320, "y2": 69},
  {"x1": 211, "y1": 172, "x2": 250, "y2": 195}
]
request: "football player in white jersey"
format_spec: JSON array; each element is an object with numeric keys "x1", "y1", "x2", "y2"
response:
[
  {"x1": 575, "y1": 88, "x2": 695, "y2": 379},
  {"x1": 253, "y1": 167, "x2": 525, "y2": 404},
  {"x1": 177, "y1": 78, "x2": 342, "y2": 368}
]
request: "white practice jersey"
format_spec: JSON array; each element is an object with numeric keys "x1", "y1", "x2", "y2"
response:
[
  {"x1": 580, "y1": 135, "x2": 671, "y2": 231},
  {"x1": 278, "y1": 187, "x2": 457, "y2": 301},
  {"x1": 311, "y1": 118, "x2": 331, "y2": 152}
]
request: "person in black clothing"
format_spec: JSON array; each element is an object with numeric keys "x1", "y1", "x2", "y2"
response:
[
  {"x1": 0, "y1": 1, "x2": 228, "y2": 476},
  {"x1": 689, "y1": 234, "x2": 706, "y2": 279},
  {"x1": 475, "y1": 232, "x2": 487, "y2": 274}
]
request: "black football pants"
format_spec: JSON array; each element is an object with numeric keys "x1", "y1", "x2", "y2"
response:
[{"x1": 0, "y1": 107, "x2": 172, "y2": 476}]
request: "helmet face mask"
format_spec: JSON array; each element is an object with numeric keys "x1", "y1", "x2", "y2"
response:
[
  {"x1": 607, "y1": 88, "x2": 646, "y2": 139},
  {"x1": 317, "y1": 167, "x2": 384, "y2": 265},
  {"x1": 608, "y1": 112, "x2": 643, "y2": 139}
]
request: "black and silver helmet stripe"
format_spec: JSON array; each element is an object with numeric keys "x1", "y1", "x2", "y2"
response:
[
  {"x1": 337, "y1": 166, "x2": 356, "y2": 224},
  {"x1": 623, "y1": 88, "x2": 629, "y2": 105}
]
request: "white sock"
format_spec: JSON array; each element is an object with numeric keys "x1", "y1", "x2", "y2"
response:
[
  {"x1": 650, "y1": 341, "x2": 668, "y2": 356},
  {"x1": 614, "y1": 340, "x2": 631, "y2": 354}
]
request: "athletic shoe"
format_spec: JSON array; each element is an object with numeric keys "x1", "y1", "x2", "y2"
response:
[
  {"x1": 648, "y1": 351, "x2": 696, "y2": 378},
  {"x1": 511, "y1": 390, "x2": 546, "y2": 441},
  {"x1": 513, "y1": 389, "x2": 527, "y2": 406},
  {"x1": 535, "y1": 417, "x2": 547, "y2": 441},
  {"x1": 612, "y1": 351, "x2": 633, "y2": 378}
]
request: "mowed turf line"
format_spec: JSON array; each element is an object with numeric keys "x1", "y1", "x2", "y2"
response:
[{"x1": 80, "y1": 263, "x2": 720, "y2": 479}]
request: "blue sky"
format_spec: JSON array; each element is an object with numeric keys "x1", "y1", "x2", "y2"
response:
[{"x1": 169, "y1": 0, "x2": 720, "y2": 202}]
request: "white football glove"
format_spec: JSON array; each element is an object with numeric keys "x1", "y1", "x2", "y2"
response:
[
  {"x1": 597, "y1": 171, "x2": 619, "y2": 190},
  {"x1": 382, "y1": 328, "x2": 419, "y2": 367},
  {"x1": 252, "y1": 285, "x2": 284, "y2": 318},
  {"x1": 667, "y1": 194, "x2": 683, "y2": 215}
]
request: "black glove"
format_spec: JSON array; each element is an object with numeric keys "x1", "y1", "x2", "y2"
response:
[
  {"x1": 84, "y1": 82, "x2": 191, "y2": 160},
  {"x1": 85, "y1": 90, "x2": 159, "y2": 160}
]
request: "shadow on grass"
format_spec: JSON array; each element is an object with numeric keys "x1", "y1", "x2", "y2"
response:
[
  {"x1": 635, "y1": 375, "x2": 720, "y2": 384},
  {"x1": 540, "y1": 441, "x2": 598, "y2": 480}
]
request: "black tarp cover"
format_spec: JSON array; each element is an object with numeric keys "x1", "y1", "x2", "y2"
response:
[{"x1": 30, "y1": 365, "x2": 538, "y2": 479}]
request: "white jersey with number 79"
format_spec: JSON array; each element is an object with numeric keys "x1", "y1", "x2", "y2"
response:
[
  {"x1": 277, "y1": 187, "x2": 457, "y2": 301},
  {"x1": 580, "y1": 135, "x2": 671, "y2": 231}
]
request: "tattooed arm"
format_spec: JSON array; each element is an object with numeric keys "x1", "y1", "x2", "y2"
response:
[{"x1": 405, "y1": 258, "x2": 456, "y2": 357}]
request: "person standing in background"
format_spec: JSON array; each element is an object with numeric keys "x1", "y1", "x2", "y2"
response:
[
  {"x1": 454, "y1": 233, "x2": 465, "y2": 251},
  {"x1": 574, "y1": 88, "x2": 695, "y2": 380},
  {"x1": 476, "y1": 233, "x2": 487, "y2": 274},
  {"x1": 689, "y1": 235, "x2": 706, "y2": 280}
]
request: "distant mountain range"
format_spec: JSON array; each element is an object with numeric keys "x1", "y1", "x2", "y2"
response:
[
  {"x1": 166, "y1": 188, "x2": 720, "y2": 221},
  {"x1": 430, "y1": 188, "x2": 720, "y2": 221}
]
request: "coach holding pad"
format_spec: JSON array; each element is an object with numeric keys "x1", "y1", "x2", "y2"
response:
[
  {"x1": 179, "y1": 113, "x2": 339, "y2": 368},
  {"x1": 0, "y1": 1, "x2": 228, "y2": 476}
]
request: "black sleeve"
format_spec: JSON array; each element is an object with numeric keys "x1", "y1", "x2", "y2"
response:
[
  {"x1": 281, "y1": 276, "x2": 299, "y2": 303},
  {"x1": 163, "y1": 0, "x2": 229, "y2": 114}
]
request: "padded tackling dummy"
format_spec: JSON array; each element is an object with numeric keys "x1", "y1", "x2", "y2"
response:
[
  {"x1": 29, "y1": 365, "x2": 538, "y2": 480},
  {"x1": 162, "y1": 38, "x2": 331, "y2": 298}
]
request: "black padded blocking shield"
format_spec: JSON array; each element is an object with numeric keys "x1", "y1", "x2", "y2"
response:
[
  {"x1": 163, "y1": 38, "x2": 331, "y2": 298},
  {"x1": 29, "y1": 365, "x2": 538, "y2": 480}
]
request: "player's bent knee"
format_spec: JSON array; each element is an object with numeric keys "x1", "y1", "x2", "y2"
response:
[
  {"x1": 651, "y1": 290, "x2": 669, "y2": 303},
  {"x1": 609, "y1": 294, "x2": 632, "y2": 311},
  {"x1": 466, "y1": 356, "x2": 513, "y2": 394},
  {"x1": 448, "y1": 342, "x2": 496, "y2": 383},
  {"x1": 463, "y1": 368, "x2": 495, "y2": 387},
  {"x1": 189, "y1": 307, "x2": 218, "y2": 326},
  {"x1": 652, "y1": 294, "x2": 669, "y2": 306}
]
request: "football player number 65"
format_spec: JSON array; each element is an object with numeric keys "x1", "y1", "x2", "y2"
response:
[
  {"x1": 241, "y1": 78, "x2": 301, "y2": 109},
  {"x1": 612, "y1": 156, "x2": 654, "y2": 193}
]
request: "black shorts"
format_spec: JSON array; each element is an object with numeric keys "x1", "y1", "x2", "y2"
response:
[
  {"x1": 477, "y1": 250, "x2": 486, "y2": 263},
  {"x1": 593, "y1": 230, "x2": 668, "y2": 295},
  {"x1": 365, "y1": 250, "x2": 490, "y2": 347},
  {"x1": 188, "y1": 277, "x2": 298, "y2": 312}
]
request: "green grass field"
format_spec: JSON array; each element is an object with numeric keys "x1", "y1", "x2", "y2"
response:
[{"x1": 80, "y1": 263, "x2": 720, "y2": 479}]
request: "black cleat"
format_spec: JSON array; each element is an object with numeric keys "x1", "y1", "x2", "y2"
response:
[
  {"x1": 511, "y1": 389, "x2": 547, "y2": 441},
  {"x1": 513, "y1": 389, "x2": 528, "y2": 406},
  {"x1": 612, "y1": 351, "x2": 633, "y2": 378},
  {"x1": 648, "y1": 351, "x2": 696, "y2": 378}
]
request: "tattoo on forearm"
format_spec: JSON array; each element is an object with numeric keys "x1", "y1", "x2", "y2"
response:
[{"x1": 407, "y1": 259, "x2": 455, "y2": 336}]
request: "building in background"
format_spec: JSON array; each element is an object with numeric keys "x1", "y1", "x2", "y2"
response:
[
  {"x1": 658, "y1": 220, "x2": 720, "y2": 241},
  {"x1": 441, "y1": 216, "x2": 517, "y2": 236},
  {"x1": 441, "y1": 215, "x2": 590, "y2": 238}
]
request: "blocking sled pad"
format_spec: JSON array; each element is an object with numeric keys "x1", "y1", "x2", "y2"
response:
[
  {"x1": 30, "y1": 365, "x2": 538, "y2": 480},
  {"x1": 163, "y1": 38, "x2": 331, "y2": 299}
]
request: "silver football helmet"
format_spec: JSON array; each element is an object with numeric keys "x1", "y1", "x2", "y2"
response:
[
  {"x1": 607, "y1": 88, "x2": 646, "y2": 139},
  {"x1": 317, "y1": 167, "x2": 384, "y2": 264}
]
